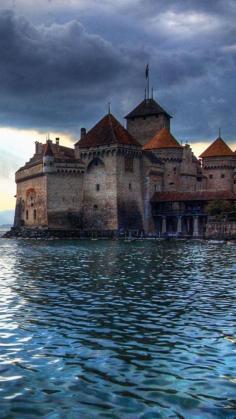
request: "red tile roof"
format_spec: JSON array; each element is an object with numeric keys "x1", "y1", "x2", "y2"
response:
[
  {"x1": 77, "y1": 113, "x2": 141, "y2": 148},
  {"x1": 151, "y1": 190, "x2": 236, "y2": 202},
  {"x1": 200, "y1": 137, "x2": 234, "y2": 158},
  {"x1": 143, "y1": 127, "x2": 182, "y2": 150}
]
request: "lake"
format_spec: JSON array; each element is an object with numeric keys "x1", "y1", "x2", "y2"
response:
[{"x1": 0, "y1": 235, "x2": 236, "y2": 418}]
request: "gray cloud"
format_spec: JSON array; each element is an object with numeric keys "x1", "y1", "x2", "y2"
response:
[{"x1": 0, "y1": 2, "x2": 235, "y2": 142}]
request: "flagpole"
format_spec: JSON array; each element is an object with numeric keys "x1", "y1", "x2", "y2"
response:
[{"x1": 146, "y1": 64, "x2": 150, "y2": 100}]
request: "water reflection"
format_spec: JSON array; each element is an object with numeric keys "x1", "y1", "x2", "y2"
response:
[{"x1": 0, "y1": 238, "x2": 236, "y2": 417}]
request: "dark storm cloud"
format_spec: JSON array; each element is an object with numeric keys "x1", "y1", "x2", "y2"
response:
[
  {"x1": 0, "y1": 1, "x2": 235, "y2": 141},
  {"x1": 0, "y1": 10, "x2": 144, "y2": 131}
]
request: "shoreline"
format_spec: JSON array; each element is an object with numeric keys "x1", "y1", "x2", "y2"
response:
[{"x1": 2, "y1": 227, "x2": 236, "y2": 243}]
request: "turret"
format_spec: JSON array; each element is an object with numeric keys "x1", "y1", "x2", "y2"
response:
[
  {"x1": 43, "y1": 140, "x2": 55, "y2": 173},
  {"x1": 143, "y1": 127, "x2": 183, "y2": 191},
  {"x1": 200, "y1": 136, "x2": 236, "y2": 192}
]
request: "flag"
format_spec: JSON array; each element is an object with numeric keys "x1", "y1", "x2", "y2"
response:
[{"x1": 145, "y1": 64, "x2": 149, "y2": 79}]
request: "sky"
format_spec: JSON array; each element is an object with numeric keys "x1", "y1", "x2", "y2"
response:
[{"x1": 0, "y1": 0, "x2": 236, "y2": 216}]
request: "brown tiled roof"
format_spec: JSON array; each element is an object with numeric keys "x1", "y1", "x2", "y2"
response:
[
  {"x1": 200, "y1": 137, "x2": 234, "y2": 158},
  {"x1": 125, "y1": 98, "x2": 171, "y2": 119},
  {"x1": 77, "y1": 113, "x2": 141, "y2": 148},
  {"x1": 143, "y1": 127, "x2": 182, "y2": 150},
  {"x1": 151, "y1": 190, "x2": 236, "y2": 202}
]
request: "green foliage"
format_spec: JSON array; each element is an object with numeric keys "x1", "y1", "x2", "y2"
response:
[{"x1": 206, "y1": 200, "x2": 236, "y2": 220}]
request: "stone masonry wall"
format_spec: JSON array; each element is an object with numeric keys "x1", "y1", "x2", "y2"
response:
[
  {"x1": 16, "y1": 174, "x2": 48, "y2": 227},
  {"x1": 202, "y1": 157, "x2": 236, "y2": 191},
  {"x1": 116, "y1": 153, "x2": 144, "y2": 232},
  {"x1": 142, "y1": 156, "x2": 164, "y2": 233},
  {"x1": 205, "y1": 221, "x2": 236, "y2": 239},
  {"x1": 47, "y1": 172, "x2": 84, "y2": 228},
  {"x1": 126, "y1": 114, "x2": 170, "y2": 146},
  {"x1": 82, "y1": 153, "x2": 118, "y2": 231}
]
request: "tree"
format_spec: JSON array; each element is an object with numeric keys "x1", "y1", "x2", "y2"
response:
[{"x1": 206, "y1": 200, "x2": 236, "y2": 220}]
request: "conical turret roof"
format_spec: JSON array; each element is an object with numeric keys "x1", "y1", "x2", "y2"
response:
[
  {"x1": 143, "y1": 127, "x2": 182, "y2": 150},
  {"x1": 200, "y1": 137, "x2": 234, "y2": 158},
  {"x1": 77, "y1": 113, "x2": 141, "y2": 148},
  {"x1": 44, "y1": 140, "x2": 54, "y2": 157}
]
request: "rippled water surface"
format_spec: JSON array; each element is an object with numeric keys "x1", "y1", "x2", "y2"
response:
[{"x1": 0, "y1": 234, "x2": 236, "y2": 418}]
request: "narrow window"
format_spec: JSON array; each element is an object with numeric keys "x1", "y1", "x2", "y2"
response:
[
  {"x1": 129, "y1": 183, "x2": 132, "y2": 190},
  {"x1": 94, "y1": 204, "x2": 98, "y2": 210},
  {"x1": 26, "y1": 210, "x2": 29, "y2": 220},
  {"x1": 96, "y1": 184, "x2": 100, "y2": 191},
  {"x1": 125, "y1": 156, "x2": 134, "y2": 172},
  {"x1": 209, "y1": 174, "x2": 213, "y2": 179},
  {"x1": 34, "y1": 209, "x2": 37, "y2": 220},
  {"x1": 173, "y1": 167, "x2": 176, "y2": 174},
  {"x1": 221, "y1": 174, "x2": 225, "y2": 178}
]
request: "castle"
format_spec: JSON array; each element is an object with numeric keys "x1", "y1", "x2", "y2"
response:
[{"x1": 13, "y1": 94, "x2": 236, "y2": 237}]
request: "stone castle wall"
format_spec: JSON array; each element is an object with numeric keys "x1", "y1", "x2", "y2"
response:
[
  {"x1": 202, "y1": 157, "x2": 236, "y2": 191},
  {"x1": 116, "y1": 152, "x2": 144, "y2": 232},
  {"x1": 205, "y1": 221, "x2": 236, "y2": 239},
  {"x1": 47, "y1": 173, "x2": 84, "y2": 229},
  {"x1": 81, "y1": 152, "x2": 119, "y2": 231},
  {"x1": 16, "y1": 173, "x2": 48, "y2": 227},
  {"x1": 127, "y1": 114, "x2": 170, "y2": 146},
  {"x1": 142, "y1": 156, "x2": 164, "y2": 233}
]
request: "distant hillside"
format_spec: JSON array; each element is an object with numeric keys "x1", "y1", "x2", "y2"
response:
[{"x1": 0, "y1": 210, "x2": 14, "y2": 226}]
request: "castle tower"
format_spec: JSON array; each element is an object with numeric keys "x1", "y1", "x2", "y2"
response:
[
  {"x1": 200, "y1": 136, "x2": 236, "y2": 192},
  {"x1": 143, "y1": 127, "x2": 183, "y2": 191},
  {"x1": 125, "y1": 98, "x2": 172, "y2": 146},
  {"x1": 75, "y1": 113, "x2": 144, "y2": 233},
  {"x1": 43, "y1": 140, "x2": 55, "y2": 173}
]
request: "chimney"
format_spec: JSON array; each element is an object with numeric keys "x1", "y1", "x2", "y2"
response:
[
  {"x1": 55, "y1": 137, "x2": 60, "y2": 146},
  {"x1": 81, "y1": 128, "x2": 86, "y2": 139}
]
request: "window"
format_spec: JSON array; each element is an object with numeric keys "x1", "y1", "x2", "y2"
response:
[
  {"x1": 94, "y1": 204, "x2": 98, "y2": 210},
  {"x1": 197, "y1": 177, "x2": 202, "y2": 182},
  {"x1": 209, "y1": 174, "x2": 213, "y2": 179},
  {"x1": 173, "y1": 167, "x2": 176, "y2": 174},
  {"x1": 26, "y1": 210, "x2": 29, "y2": 220},
  {"x1": 96, "y1": 184, "x2": 100, "y2": 191},
  {"x1": 34, "y1": 209, "x2": 37, "y2": 220},
  {"x1": 125, "y1": 156, "x2": 134, "y2": 172},
  {"x1": 221, "y1": 174, "x2": 225, "y2": 178},
  {"x1": 129, "y1": 183, "x2": 132, "y2": 190},
  {"x1": 154, "y1": 185, "x2": 158, "y2": 191}
]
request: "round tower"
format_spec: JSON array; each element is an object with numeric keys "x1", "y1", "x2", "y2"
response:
[
  {"x1": 200, "y1": 136, "x2": 236, "y2": 192},
  {"x1": 43, "y1": 140, "x2": 55, "y2": 173}
]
